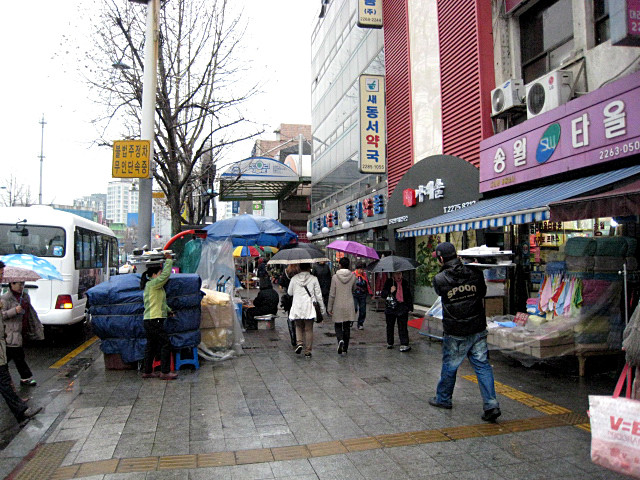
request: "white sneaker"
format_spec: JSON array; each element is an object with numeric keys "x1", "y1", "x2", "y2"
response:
[{"x1": 399, "y1": 346, "x2": 411, "y2": 352}]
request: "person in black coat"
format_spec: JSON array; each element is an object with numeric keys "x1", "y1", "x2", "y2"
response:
[
  {"x1": 311, "y1": 261, "x2": 332, "y2": 309},
  {"x1": 429, "y1": 241, "x2": 501, "y2": 423},
  {"x1": 245, "y1": 277, "x2": 280, "y2": 330},
  {"x1": 380, "y1": 271, "x2": 414, "y2": 352}
]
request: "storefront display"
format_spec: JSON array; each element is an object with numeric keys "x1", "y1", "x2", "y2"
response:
[{"x1": 400, "y1": 70, "x2": 640, "y2": 366}]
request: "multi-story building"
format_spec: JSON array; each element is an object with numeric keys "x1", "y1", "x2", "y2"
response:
[
  {"x1": 73, "y1": 194, "x2": 107, "y2": 223},
  {"x1": 308, "y1": 0, "x2": 388, "y2": 253},
  {"x1": 106, "y1": 179, "x2": 139, "y2": 225},
  {"x1": 388, "y1": 0, "x2": 640, "y2": 315}
]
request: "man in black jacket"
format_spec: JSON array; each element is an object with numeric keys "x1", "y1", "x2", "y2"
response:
[
  {"x1": 244, "y1": 277, "x2": 280, "y2": 330},
  {"x1": 429, "y1": 242, "x2": 501, "y2": 422}
]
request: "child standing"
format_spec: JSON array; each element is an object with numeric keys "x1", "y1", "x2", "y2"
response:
[{"x1": 140, "y1": 253, "x2": 177, "y2": 380}]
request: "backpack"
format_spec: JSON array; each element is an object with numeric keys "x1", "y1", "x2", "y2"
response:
[{"x1": 354, "y1": 274, "x2": 368, "y2": 295}]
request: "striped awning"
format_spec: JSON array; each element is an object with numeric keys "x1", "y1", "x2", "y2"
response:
[{"x1": 396, "y1": 165, "x2": 640, "y2": 238}]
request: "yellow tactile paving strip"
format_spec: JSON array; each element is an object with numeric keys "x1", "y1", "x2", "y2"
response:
[{"x1": 18, "y1": 377, "x2": 591, "y2": 480}]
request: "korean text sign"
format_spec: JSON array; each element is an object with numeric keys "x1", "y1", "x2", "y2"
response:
[
  {"x1": 479, "y1": 71, "x2": 640, "y2": 193},
  {"x1": 112, "y1": 140, "x2": 151, "y2": 178},
  {"x1": 358, "y1": 0, "x2": 383, "y2": 28},
  {"x1": 359, "y1": 75, "x2": 386, "y2": 174}
]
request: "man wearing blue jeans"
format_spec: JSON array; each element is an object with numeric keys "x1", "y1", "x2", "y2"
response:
[{"x1": 429, "y1": 242, "x2": 501, "y2": 422}]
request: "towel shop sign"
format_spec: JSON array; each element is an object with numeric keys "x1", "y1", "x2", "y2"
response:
[
  {"x1": 311, "y1": 194, "x2": 385, "y2": 232},
  {"x1": 479, "y1": 70, "x2": 640, "y2": 193}
]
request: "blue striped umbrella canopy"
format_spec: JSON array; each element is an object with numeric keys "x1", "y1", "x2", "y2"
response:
[{"x1": 1, "y1": 254, "x2": 63, "y2": 280}]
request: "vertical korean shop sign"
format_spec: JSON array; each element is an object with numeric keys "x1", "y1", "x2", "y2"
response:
[
  {"x1": 358, "y1": 0, "x2": 383, "y2": 28},
  {"x1": 112, "y1": 140, "x2": 151, "y2": 178},
  {"x1": 359, "y1": 75, "x2": 386, "y2": 174}
]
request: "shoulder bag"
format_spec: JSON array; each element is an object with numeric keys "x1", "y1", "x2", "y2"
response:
[
  {"x1": 589, "y1": 363, "x2": 640, "y2": 478},
  {"x1": 303, "y1": 285, "x2": 323, "y2": 323}
]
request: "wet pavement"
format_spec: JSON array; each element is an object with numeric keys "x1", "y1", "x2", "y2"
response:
[{"x1": 0, "y1": 303, "x2": 630, "y2": 479}]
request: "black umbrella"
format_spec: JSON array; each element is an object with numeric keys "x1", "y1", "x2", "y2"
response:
[
  {"x1": 369, "y1": 255, "x2": 420, "y2": 273},
  {"x1": 279, "y1": 242, "x2": 326, "y2": 256},
  {"x1": 267, "y1": 247, "x2": 330, "y2": 265}
]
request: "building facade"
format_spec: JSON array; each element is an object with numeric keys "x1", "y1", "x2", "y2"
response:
[
  {"x1": 106, "y1": 179, "x2": 139, "y2": 225},
  {"x1": 308, "y1": 0, "x2": 387, "y2": 253}
]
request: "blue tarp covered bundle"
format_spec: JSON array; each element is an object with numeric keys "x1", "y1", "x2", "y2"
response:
[{"x1": 87, "y1": 274, "x2": 203, "y2": 363}]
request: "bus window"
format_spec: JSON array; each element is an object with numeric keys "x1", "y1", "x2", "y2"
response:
[{"x1": 0, "y1": 224, "x2": 65, "y2": 257}]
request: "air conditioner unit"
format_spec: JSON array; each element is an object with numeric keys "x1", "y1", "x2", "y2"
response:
[
  {"x1": 490, "y1": 79, "x2": 525, "y2": 117},
  {"x1": 525, "y1": 70, "x2": 573, "y2": 119}
]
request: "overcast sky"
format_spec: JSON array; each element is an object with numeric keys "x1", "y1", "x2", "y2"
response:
[{"x1": 0, "y1": 0, "x2": 318, "y2": 205}]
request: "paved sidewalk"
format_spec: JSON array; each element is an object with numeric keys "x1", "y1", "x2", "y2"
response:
[{"x1": 1, "y1": 306, "x2": 629, "y2": 479}]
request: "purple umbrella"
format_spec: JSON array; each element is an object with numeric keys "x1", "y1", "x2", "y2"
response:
[{"x1": 326, "y1": 240, "x2": 379, "y2": 259}]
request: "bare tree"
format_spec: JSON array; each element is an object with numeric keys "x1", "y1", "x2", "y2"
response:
[
  {"x1": 86, "y1": 0, "x2": 262, "y2": 234},
  {"x1": 0, "y1": 176, "x2": 33, "y2": 207}
]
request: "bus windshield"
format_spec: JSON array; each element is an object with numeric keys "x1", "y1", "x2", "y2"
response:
[{"x1": 0, "y1": 223, "x2": 66, "y2": 257}]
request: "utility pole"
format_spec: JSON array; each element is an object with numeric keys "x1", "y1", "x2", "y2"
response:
[
  {"x1": 38, "y1": 114, "x2": 46, "y2": 205},
  {"x1": 136, "y1": 0, "x2": 159, "y2": 250}
]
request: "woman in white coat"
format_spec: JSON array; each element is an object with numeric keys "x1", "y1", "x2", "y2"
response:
[{"x1": 288, "y1": 263, "x2": 326, "y2": 357}]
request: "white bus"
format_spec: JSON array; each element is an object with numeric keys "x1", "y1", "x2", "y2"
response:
[{"x1": 0, "y1": 206, "x2": 119, "y2": 327}]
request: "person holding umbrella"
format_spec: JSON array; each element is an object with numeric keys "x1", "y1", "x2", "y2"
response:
[
  {"x1": 0, "y1": 261, "x2": 42, "y2": 425},
  {"x1": 380, "y1": 271, "x2": 414, "y2": 352},
  {"x1": 1, "y1": 280, "x2": 44, "y2": 386},
  {"x1": 288, "y1": 263, "x2": 326, "y2": 358},
  {"x1": 328, "y1": 257, "x2": 356, "y2": 355}
]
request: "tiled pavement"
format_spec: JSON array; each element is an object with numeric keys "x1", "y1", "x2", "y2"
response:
[{"x1": 1, "y1": 305, "x2": 630, "y2": 479}]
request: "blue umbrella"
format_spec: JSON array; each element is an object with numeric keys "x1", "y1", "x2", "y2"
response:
[
  {"x1": 1, "y1": 254, "x2": 63, "y2": 280},
  {"x1": 204, "y1": 214, "x2": 297, "y2": 248}
]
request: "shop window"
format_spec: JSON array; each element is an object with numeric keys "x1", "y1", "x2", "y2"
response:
[
  {"x1": 594, "y1": 0, "x2": 610, "y2": 45},
  {"x1": 519, "y1": 0, "x2": 574, "y2": 84}
]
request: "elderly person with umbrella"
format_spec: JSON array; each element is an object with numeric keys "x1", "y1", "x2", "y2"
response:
[
  {"x1": 269, "y1": 246, "x2": 329, "y2": 358},
  {"x1": 0, "y1": 261, "x2": 42, "y2": 425},
  {"x1": 1, "y1": 265, "x2": 45, "y2": 386},
  {"x1": 376, "y1": 256, "x2": 419, "y2": 352}
]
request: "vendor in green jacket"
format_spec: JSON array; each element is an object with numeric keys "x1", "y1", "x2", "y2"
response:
[{"x1": 140, "y1": 253, "x2": 177, "y2": 380}]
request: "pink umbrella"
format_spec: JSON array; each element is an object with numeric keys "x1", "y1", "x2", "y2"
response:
[
  {"x1": 1, "y1": 266, "x2": 42, "y2": 283},
  {"x1": 326, "y1": 240, "x2": 379, "y2": 259}
]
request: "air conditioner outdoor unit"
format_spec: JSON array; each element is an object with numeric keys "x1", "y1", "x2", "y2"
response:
[
  {"x1": 525, "y1": 70, "x2": 573, "y2": 119},
  {"x1": 490, "y1": 79, "x2": 525, "y2": 117}
]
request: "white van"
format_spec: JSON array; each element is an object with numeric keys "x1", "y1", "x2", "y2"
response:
[{"x1": 0, "y1": 206, "x2": 118, "y2": 326}]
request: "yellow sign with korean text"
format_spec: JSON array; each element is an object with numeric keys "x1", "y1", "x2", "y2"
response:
[
  {"x1": 358, "y1": 0, "x2": 383, "y2": 28},
  {"x1": 359, "y1": 75, "x2": 386, "y2": 174},
  {"x1": 112, "y1": 140, "x2": 151, "y2": 178}
]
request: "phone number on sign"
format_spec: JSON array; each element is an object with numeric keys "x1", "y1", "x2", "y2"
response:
[{"x1": 599, "y1": 140, "x2": 640, "y2": 160}]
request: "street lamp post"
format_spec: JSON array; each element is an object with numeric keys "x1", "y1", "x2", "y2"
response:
[{"x1": 135, "y1": 0, "x2": 159, "y2": 250}]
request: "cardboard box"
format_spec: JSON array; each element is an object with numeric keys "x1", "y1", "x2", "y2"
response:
[
  {"x1": 201, "y1": 302, "x2": 234, "y2": 329},
  {"x1": 521, "y1": 332, "x2": 575, "y2": 358},
  {"x1": 104, "y1": 353, "x2": 136, "y2": 370},
  {"x1": 485, "y1": 297, "x2": 504, "y2": 316},
  {"x1": 201, "y1": 327, "x2": 231, "y2": 349}
]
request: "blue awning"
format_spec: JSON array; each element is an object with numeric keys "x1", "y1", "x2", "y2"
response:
[{"x1": 396, "y1": 165, "x2": 640, "y2": 238}]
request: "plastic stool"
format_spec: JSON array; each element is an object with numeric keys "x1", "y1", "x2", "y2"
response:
[
  {"x1": 175, "y1": 346, "x2": 200, "y2": 370},
  {"x1": 152, "y1": 352, "x2": 175, "y2": 372}
]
